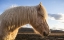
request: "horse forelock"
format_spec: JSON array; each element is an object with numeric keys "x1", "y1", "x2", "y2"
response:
[{"x1": 41, "y1": 5, "x2": 48, "y2": 20}]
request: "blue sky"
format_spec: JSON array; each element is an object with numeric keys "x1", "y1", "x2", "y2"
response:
[{"x1": 0, "y1": 0, "x2": 64, "y2": 30}]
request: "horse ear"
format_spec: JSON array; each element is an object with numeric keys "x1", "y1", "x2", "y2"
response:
[
  {"x1": 39, "y1": 2, "x2": 42, "y2": 6},
  {"x1": 39, "y1": 2, "x2": 42, "y2": 8}
]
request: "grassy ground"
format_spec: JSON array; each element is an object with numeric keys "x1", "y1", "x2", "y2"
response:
[
  {"x1": 15, "y1": 33, "x2": 43, "y2": 40},
  {"x1": 15, "y1": 33, "x2": 64, "y2": 40},
  {"x1": 15, "y1": 28, "x2": 64, "y2": 40}
]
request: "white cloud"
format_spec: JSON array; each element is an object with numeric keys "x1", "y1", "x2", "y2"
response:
[
  {"x1": 48, "y1": 13, "x2": 64, "y2": 30},
  {"x1": 6, "y1": 4, "x2": 18, "y2": 10},
  {"x1": 8, "y1": 4, "x2": 18, "y2": 9},
  {"x1": 21, "y1": 24, "x2": 32, "y2": 28},
  {"x1": 50, "y1": 23, "x2": 64, "y2": 31},
  {"x1": 48, "y1": 13, "x2": 64, "y2": 23},
  {"x1": 48, "y1": 16, "x2": 55, "y2": 20}
]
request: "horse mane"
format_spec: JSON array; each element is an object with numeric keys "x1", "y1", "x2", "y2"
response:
[{"x1": 0, "y1": 2, "x2": 48, "y2": 28}]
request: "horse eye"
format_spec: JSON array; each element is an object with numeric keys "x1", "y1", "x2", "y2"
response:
[
  {"x1": 39, "y1": 14, "x2": 43, "y2": 17},
  {"x1": 37, "y1": 11, "x2": 44, "y2": 17}
]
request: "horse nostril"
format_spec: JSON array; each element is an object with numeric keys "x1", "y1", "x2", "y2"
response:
[{"x1": 43, "y1": 32, "x2": 48, "y2": 36}]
